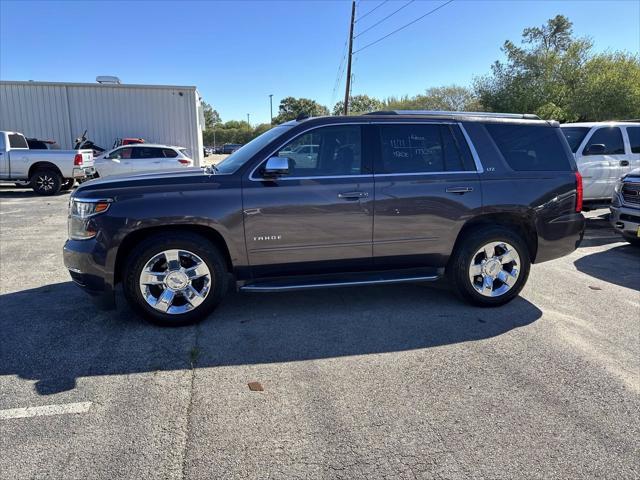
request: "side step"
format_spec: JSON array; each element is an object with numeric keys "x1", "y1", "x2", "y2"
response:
[{"x1": 239, "y1": 268, "x2": 442, "y2": 293}]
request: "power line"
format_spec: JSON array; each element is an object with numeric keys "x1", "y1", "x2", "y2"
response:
[
  {"x1": 355, "y1": 0, "x2": 415, "y2": 38},
  {"x1": 356, "y1": 0, "x2": 389, "y2": 23},
  {"x1": 353, "y1": 0, "x2": 454, "y2": 54}
]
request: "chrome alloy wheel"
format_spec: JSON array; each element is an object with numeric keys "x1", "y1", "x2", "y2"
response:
[
  {"x1": 139, "y1": 249, "x2": 212, "y2": 314},
  {"x1": 468, "y1": 241, "x2": 520, "y2": 298},
  {"x1": 36, "y1": 174, "x2": 55, "y2": 191}
]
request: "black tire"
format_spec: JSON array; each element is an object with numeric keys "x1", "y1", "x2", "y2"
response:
[
  {"x1": 622, "y1": 234, "x2": 640, "y2": 247},
  {"x1": 123, "y1": 232, "x2": 229, "y2": 326},
  {"x1": 448, "y1": 226, "x2": 531, "y2": 307},
  {"x1": 61, "y1": 178, "x2": 75, "y2": 191},
  {"x1": 30, "y1": 168, "x2": 62, "y2": 195}
]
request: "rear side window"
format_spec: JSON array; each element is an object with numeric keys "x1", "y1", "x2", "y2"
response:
[
  {"x1": 132, "y1": 147, "x2": 164, "y2": 159},
  {"x1": 162, "y1": 148, "x2": 178, "y2": 158},
  {"x1": 485, "y1": 124, "x2": 572, "y2": 171},
  {"x1": 583, "y1": 127, "x2": 625, "y2": 155},
  {"x1": 627, "y1": 127, "x2": 640, "y2": 154},
  {"x1": 561, "y1": 127, "x2": 590, "y2": 153},
  {"x1": 377, "y1": 124, "x2": 475, "y2": 174},
  {"x1": 8, "y1": 134, "x2": 28, "y2": 149}
]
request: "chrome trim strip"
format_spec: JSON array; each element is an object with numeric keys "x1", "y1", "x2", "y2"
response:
[
  {"x1": 457, "y1": 123, "x2": 484, "y2": 173},
  {"x1": 252, "y1": 174, "x2": 373, "y2": 182},
  {"x1": 239, "y1": 274, "x2": 441, "y2": 292},
  {"x1": 72, "y1": 197, "x2": 113, "y2": 203},
  {"x1": 375, "y1": 171, "x2": 476, "y2": 177}
]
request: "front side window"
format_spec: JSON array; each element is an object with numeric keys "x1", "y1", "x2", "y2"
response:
[
  {"x1": 561, "y1": 127, "x2": 590, "y2": 153},
  {"x1": 583, "y1": 127, "x2": 625, "y2": 155},
  {"x1": 107, "y1": 147, "x2": 132, "y2": 159},
  {"x1": 274, "y1": 125, "x2": 362, "y2": 176},
  {"x1": 626, "y1": 127, "x2": 640, "y2": 154},
  {"x1": 216, "y1": 125, "x2": 290, "y2": 174},
  {"x1": 377, "y1": 124, "x2": 474, "y2": 174}
]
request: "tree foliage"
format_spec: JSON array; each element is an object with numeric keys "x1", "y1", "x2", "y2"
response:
[
  {"x1": 384, "y1": 85, "x2": 482, "y2": 112},
  {"x1": 202, "y1": 101, "x2": 221, "y2": 129},
  {"x1": 273, "y1": 97, "x2": 329, "y2": 124},
  {"x1": 474, "y1": 15, "x2": 640, "y2": 121},
  {"x1": 202, "y1": 121, "x2": 272, "y2": 146},
  {"x1": 332, "y1": 94, "x2": 384, "y2": 115}
]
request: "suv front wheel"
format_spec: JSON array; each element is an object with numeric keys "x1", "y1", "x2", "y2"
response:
[
  {"x1": 123, "y1": 232, "x2": 229, "y2": 326},
  {"x1": 448, "y1": 226, "x2": 531, "y2": 307}
]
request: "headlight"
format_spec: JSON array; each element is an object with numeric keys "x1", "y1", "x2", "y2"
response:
[
  {"x1": 68, "y1": 198, "x2": 112, "y2": 240},
  {"x1": 614, "y1": 180, "x2": 623, "y2": 194}
]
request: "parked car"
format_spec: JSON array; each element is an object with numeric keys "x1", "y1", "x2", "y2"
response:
[
  {"x1": 221, "y1": 143, "x2": 242, "y2": 154},
  {"x1": 561, "y1": 122, "x2": 640, "y2": 209},
  {"x1": 279, "y1": 144, "x2": 319, "y2": 168},
  {"x1": 64, "y1": 111, "x2": 585, "y2": 326},
  {"x1": 93, "y1": 144, "x2": 193, "y2": 178},
  {"x1": 610, "y1": 168, "x2": 640, "y2": 246},
  {"x1": 0, "y1": 130, "x2": 94, "y2": 195}
]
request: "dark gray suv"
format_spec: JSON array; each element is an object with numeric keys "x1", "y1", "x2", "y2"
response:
[{"x1": 63, "y1": 111, "x2": 585, "y2": 326}]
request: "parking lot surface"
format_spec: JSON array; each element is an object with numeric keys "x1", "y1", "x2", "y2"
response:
[{"x1": 0, "y1": 185, "x2": 638, "y2": 480}]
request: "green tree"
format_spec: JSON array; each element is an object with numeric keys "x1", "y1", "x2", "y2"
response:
[
  {"x1": 384, "y1": 86, "x2": 482, "y2": 112},
  {"x1": 202, "y1": 101, "x2": 221, "y2": 129},
  {"x1": 332, "y1": 94, "x2": 383, "y2": 115},
  {"x1": 273, "y1": 97, "x2": 329, "y2": 124}
]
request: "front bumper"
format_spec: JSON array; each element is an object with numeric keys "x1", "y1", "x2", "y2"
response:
[
  {"x1": 610, "y1": 203, "x2": 640, "y2": 239},
  {"x1": 63, "y1": 239, "x2": 115, "y2": 309}
]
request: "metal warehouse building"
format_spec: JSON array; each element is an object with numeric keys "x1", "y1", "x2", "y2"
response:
[{"x1": 0, "y1": 80, "x2": 205, "y2": 165}]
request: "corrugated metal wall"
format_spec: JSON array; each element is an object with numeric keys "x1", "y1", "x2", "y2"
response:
[{"x1": 0, "y1": 82, "x2": 203, "y2": 165}]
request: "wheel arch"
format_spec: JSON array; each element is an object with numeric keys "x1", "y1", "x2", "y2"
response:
[
  {"x1": 114, "y1": 225, "x2": 234, "y2": 285},
  {"x1": 28, "y1": 162, "x2": 63, "y2": 179},
  {"x1": 452, "y1": 213, "x2": 538, "y2": 263}
]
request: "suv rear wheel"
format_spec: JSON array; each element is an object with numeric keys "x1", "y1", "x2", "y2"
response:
[
  {"x1": 123, "y1": 232, "x2": 229, "y2": 326},
  {"x1": 31, "y1": 168, "x2": 62, "y2": 195},
  {"x1": 448, "y1": 226, "x2": 531, "y2": 307}
]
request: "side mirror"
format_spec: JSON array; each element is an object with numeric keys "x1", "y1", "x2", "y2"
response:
[
  {"x1": 263, "y1": 156, "x2": 289, "y2": 177},
  {"x1": 585, "y1": 144, "x2": 606, "y2": 155}
]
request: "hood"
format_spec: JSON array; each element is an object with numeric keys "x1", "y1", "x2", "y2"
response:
[
  {"x1": 624, "y1": 168, "x2": 640, "y2": 181},
  {"x1": 73, "y1": 168, "x2": 226, "y2": 199}
]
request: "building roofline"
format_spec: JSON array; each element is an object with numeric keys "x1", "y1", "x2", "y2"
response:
[{"x1": 0, "y1": 80, "x2": 198, "y2": 90}]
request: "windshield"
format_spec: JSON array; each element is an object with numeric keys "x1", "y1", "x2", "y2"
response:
[
  {"x1": 561, "y1": 127, "x2": 590, "y2": 153},
  {"x1": 215, "y1": 125, "x2": 291, "y2": 174}
]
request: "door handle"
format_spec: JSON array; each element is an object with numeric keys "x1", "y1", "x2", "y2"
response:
[
  {"x1": 338, "y1": 191, "x2": 368, "y2": 199},
  {"x1": 620, "y1": 160, "x2": 630, "y2": 167},
  {"x1": 446, "y1": 186, "x2": 474, "y2": 194}
]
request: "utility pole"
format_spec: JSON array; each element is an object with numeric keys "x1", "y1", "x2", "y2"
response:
[
  {"x1": 247, "y1": 113, "x2": 250, "y2": 129},
  {"x1": 269, "y1": 94, "x2": 274, "y2": 124},
  {"x1": 343, "y1": 0, "x2": 356, "y2": 116}
]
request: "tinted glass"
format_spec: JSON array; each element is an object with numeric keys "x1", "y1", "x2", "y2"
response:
[
  {"x1": 378, "y1": 124, "x2": 474, "y2": 174},
  {"x1": 584, "y1": 127, "x2": 625, "y2": 155},
  {"x1": 216, "y1": 126, "x2": 290, "y2": 174},
  {"x1": 132, "y1": 147, "x2": 163, "y2": 159},
  {"x1": 274, "y1": 125, "x2": 362, "y2": 176},
  {"x1": 627, "y1": 127, "x2": 640, "y2": 154},
  {"x1": 163, "y1": 148, "x2": 178, "y2": 158},
  {"x1": 108, "y1": 147, "x2": 132, "y2": 159},
  {"x1": 561, "y1": 127, "x2": 590, "y2": 153},
  {"x1": 8, "y1": 134, "x2": 28, "y2": 149},
  {"x1": 486, "y1": 124, "x2": 572, "y2": 171}
]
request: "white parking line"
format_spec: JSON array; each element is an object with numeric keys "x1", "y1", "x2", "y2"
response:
[{"x1": 0, "y1": 401, "x2": 92, "y2": 420}]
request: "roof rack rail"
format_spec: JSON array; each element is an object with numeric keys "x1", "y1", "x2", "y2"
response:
[{"x1": 364, "y1": 110, "x2": 541, "y2": 120}]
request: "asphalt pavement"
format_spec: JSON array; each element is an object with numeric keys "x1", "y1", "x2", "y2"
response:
[{"x1": 0, "y1": 185, "x2": 638, "y2": 479}]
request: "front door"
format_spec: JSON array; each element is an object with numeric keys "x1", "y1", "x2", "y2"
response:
[
  {"x1": 242, "y1": 124, "x2": 374, "y2": 278},
  {"x1": 372, "y1": 122, "x2": 482, "y2": 269},
  {"x1": 577, "y1": 126, "x2": 626, "y2": 200}
]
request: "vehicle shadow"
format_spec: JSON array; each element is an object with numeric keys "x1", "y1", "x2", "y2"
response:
[
  {"x1": 579, "y1": 212, "x2": 625, "y2": 248},
  {"x1": 0, "y1": 184, "x2": 72, "y2": 199},
  {"x1": 574, "y1": 244, "x2": 640, "y2": 291},
  {"x1": 0, "y1": 281, "x2": 542, "y2": 395}
]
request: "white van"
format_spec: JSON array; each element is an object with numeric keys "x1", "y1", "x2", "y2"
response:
[{"x1": 561, "y1": 122, "x2": 640, "y2": 208}]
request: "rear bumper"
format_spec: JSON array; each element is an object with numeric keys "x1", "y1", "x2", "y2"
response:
[
  {"x1": 535, "y1": 212, "x2": 585, "y2": 263},
  {"x1": 63, "y1": 239, "x2": 115, "y2": 309},
  {"x1": 72, "y1": 166, "x2": 96, "y2": 178},
  {"x1": 610, "y1": 204, "x2": 640, "y2": 238}
]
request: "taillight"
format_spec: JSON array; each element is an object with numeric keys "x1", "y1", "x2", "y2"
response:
[
  {"x1": 74, "y1": 153, "x2": 83, "y2": 166},
  {"x1": 178, "y1": 159, "x2": 191, "y2": 165},
  {"x1": 575, "y1": 171, "x2": 583, "y2": 212}
]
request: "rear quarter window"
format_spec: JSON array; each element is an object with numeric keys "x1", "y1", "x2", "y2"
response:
[
  {"x1": 485, "y1": 124, "x2": 572, "y2": 171},
  {"x1": 626, "y1": 127, "x2": 640, "y2": 154}
]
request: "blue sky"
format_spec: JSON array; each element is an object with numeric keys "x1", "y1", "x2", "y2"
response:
[{"x1": 1, "y1": 0, "x2": 638, "y2": 124}]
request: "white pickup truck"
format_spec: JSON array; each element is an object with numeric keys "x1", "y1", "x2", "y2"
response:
[{"x1": 0, "y1": 131, "x2": 95, "y2": 195}]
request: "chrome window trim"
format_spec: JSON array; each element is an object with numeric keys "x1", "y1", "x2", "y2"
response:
[{"x1": 248, "y1": 120, "x2": 483, "y2": 181}]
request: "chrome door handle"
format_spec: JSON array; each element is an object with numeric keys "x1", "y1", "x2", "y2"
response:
[
  {"x1": 338, "y1": 191, "x2": 368, "y2": 199},
  {"x1": 446, "y1": 186, "x2": 474, "y2": 194}
]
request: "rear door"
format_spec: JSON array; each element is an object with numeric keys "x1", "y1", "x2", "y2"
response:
[
  {"x1": 242, "y1": 124, "x2": 374, "y2": 277},
  {"x1": 130, "y1": 147, "x2": 164, "y2": 173},
  {"x1": 372, "y1": 122, "x2": 482, "y2": 269},
  {"x1": 577, "y1": 126, "x2": 626, "y2": 200}
]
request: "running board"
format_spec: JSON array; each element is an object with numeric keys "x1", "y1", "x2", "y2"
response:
[{"x1": 239, "y1": 269, "x2": 441, "y2": 293}]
